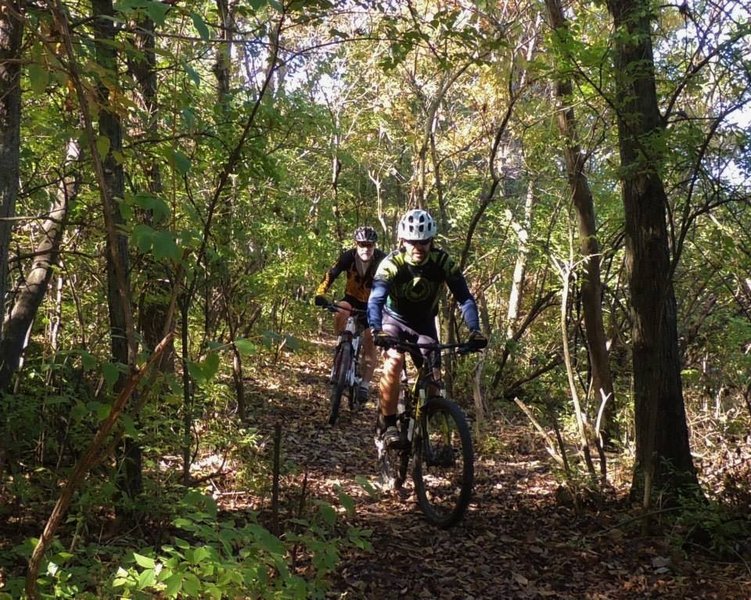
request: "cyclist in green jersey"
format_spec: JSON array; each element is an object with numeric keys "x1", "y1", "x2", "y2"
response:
[
  {"x1": 367, "y1": 209, "x2": 488, "y2": 447},
  {"x1": 315, "y1": 226, "x2": 387, "y2": 404}
]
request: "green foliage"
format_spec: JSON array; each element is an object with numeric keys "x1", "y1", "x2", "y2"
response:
[
  {"x1": 109, "y1": 490, "x2": 365, "y2": 599},
  {"x1": 671, "y1": 493, "x2": 751, "y2": 560},
  {"x1": 0, "y1": 488, "x2": 368, "y2": 599}
]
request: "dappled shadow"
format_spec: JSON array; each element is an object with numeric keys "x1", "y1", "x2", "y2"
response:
[{"x1": 230, "y1": 346, "x2": 751, "y2": 599}]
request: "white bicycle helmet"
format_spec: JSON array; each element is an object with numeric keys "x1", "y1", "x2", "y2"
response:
[{"x1": 398, "y1": 209, "x2": 436, "y2": 240}]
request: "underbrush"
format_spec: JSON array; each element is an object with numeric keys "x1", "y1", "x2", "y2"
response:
[{"x1": 0, "y1": 487, "x2": 371, "y2": 599}]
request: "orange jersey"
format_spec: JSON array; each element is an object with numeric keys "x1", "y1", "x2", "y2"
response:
[{"x1": 316, "y1": 248, "x2": 387, "y2": 305}]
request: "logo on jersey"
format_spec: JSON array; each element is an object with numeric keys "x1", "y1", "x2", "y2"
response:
[{"x1": 399, "y1": 276, "x2": 434, "y2": 303}]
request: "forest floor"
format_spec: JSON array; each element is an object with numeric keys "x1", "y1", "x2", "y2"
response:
[{"x1": 233, "y1": 335, "x2": 751, "y2": 600}]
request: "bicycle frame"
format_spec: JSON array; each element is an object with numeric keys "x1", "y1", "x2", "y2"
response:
[
  {"x1": 380, "y1": 338, "x2": 476, "y2": 528},
  {"x1": 335, "y1": 310, "x2": 363, "y2": 389},
  {"x1": 325, "y1": 302, "x2": 367, "y2": 424}
]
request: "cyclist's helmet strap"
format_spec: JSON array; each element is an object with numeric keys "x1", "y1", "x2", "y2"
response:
[
  {"x1": 354, "y1": 226, "x2": 378, "y2": 243},
  {"x1": 398, "y1": 209, "x2": 437, "y2": 241}
]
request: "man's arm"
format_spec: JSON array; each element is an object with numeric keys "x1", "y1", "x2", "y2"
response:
[
  {"x1": 446, "y1": 271, "x2": 481, "y2": 332},
  {"x1": 315, "y1": 250, "x2": 352, "y2": 297},
  {"x1": 367, "y1": 278, "x2": 390, "y2": 331}
]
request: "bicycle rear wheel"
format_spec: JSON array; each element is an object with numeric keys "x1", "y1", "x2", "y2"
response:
[
  {"x1": 328, "y1": 343, "x2": 352, "y2": 425},
  {"x1": 413, "y1": 396, "x2": 474, "y2": 528}
]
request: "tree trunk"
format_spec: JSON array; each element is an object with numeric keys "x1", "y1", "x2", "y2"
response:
[
  {"x1": 605, "y1": 0, "x2": 699, "y2": 501},
  {"x1": 544, "y1": 0, "x2": 618, "y2": 445},
  {"x1": 92, "y1": 0, "x2": 141, "y2": 508},
  {"x1": 0, "y1": 140, "x2": 77, "y2": 393},
  {"x1": 506, "y1": 181, "x2": 535, "y2": 339},
  {"x1": 0, "y1": 3, "x2": 23, "y2": 331}
]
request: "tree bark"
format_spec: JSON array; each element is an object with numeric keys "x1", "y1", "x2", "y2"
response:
[
  {"x1": 0, "y1": 2, "x2": 23, "y2": 332},
  {"x1": 544, "y1": 0, "x2": 618, "y2": 445},
  {"x1": 0, "y1": 140, "x2": 78, "y2": 393},
  {"x1": 91, "y1": 0, "x2": 141, "y2": 507},
  {"x1": 605, "y1": 0, "x2": 699, "y2": 501}
]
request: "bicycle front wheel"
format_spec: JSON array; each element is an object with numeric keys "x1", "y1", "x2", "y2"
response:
[
  {"x1": 413, "y1": 396, "x2": 474, "y2": 528},
  {"x1": 328, "y1": 343, "x2": 352, "y2": 425}
]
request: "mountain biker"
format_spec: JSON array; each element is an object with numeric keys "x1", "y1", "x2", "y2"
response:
[
  {"x1": 315, "y1": 226, "x2": 387, "y2": 405},
  {"x1": 367, "y1": 209, "x2": 488, "y2": 447}
]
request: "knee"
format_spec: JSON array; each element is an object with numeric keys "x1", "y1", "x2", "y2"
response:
[{"x1": 381, "y1": 351, "x2": 403, "y2": 380}]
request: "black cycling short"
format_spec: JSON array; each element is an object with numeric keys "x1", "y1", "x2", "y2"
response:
[
  {"x1": 381, "y1": 312, "x2": 441, "y2": 369},
  {"x1": 341, "y1": 294, "x2": 369, "y2": 329}
]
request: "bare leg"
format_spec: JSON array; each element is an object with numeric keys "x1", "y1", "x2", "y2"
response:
[
  {"x1": 361, "y1": 328, "x2": 377, "y2": 385},
  {"x1": 378, "y1": 348, "x2": 403, "y2": 417},
  {"x1": 333, "y1": 300, "x2": 352, "y2": 335}
]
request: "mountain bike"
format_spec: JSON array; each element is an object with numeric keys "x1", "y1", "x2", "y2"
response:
[
  {"x1": 376, "y1": 339, "x2": 478, "y2": 528},
  {"x1": 323, "y1": 302, "x2": 367, "y2": 425}
]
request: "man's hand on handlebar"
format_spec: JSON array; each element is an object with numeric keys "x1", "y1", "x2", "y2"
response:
[
  {"x1": 314, "y1": 294, "x2": 331, "y2": 307},
  {"x1": 372, "y1": 329, "x2": 397, "y2": 348},
  {"x1": 466, "y1": 330, "x2": 488, "y2": 351}
]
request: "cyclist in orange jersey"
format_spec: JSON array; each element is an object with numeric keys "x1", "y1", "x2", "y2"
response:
[{"x1": 315, "y1": 226, "x2": 387, "y2": 404}]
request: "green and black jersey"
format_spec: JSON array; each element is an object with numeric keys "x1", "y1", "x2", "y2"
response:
[{"x1": 367, "y1": 247, "x2": 480, "y2": 332}]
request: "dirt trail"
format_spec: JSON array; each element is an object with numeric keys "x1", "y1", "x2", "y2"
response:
[{"x1": 245, "y1": 340, "x2": 749, "y2": 599}]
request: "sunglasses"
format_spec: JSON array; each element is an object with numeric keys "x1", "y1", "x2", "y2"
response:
[
  {"x1": 404, "y1": 239, "x2": 432, "y2": 247},
  {"x1": 357, "y1": 242, "x2": 374, "y2": 248}
]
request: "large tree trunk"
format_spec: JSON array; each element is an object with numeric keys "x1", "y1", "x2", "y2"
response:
[
  {"x1": 544, "y1": 0, "x2": 618, "y2": 446},
  {"x1": 0, "y1": 140, "x2": 78, "y2": 393},
  {"x1": 605, "y1": 0, "x2": 699, "y2": 501},
  {"x1": 0, "y1": 3, "x2": 23, "y2": 331}
]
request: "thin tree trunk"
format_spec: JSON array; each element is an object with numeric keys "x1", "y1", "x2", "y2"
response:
[
  {"x1": 506, "y1": 181, "x2": 535, "y2": 338},
  {"x1": 90, "y1": 0, "x2": 142, "y2": 509},
  {"x1": 544, "y1": 0, "x2": 618, "y2": 445}
]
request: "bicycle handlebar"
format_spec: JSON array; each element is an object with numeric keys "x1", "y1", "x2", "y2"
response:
[
  {"x1": 384, "y1": 338, "x2": 481, "y2": 356},
  {"x1": 322, "y1": 302, "x2": 367, "y2": 315}
]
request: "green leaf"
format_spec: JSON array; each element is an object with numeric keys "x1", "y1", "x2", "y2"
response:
[
  {"x1": 283, "y1": 334, "x2": 301, "y2": 351},
  {"x1": 171, "y1": 149, "x2": 191, "y2": 175},
  {"x1": 133, "y1": 192, "x2": 171, "y2": 223},
  {"x1": 133, "y1": 553, "x2": 156, "y2": 569},
  {"x1": 152, "y1": 230, "x2": 180, "y2": 261},
  {"x1": 80, "y1": 351, "x2": 97, "y2": 371},
  {"x1": 96, "y1": 401, "x2": 111, "y2": 422},
  {"x1": 28, "y1": 63, "x2": 49, "y2": 94},
  {"x1": 338, "y1": 489, "x2": 355, "y2": 516},
  {"x1": 234, "y1": 338, "x2": 256, "y2": 355},
  {"x1": 103, "y1": 362, "x2": 121, "y2": 389},
  {"x1": 182, "y1": 572, "x2": 201, "y2": 597},
  {"x1": 121, "y1": 413, "x2": 138, "y2": 437},
  {"x1": 202, "y1": 352, "x2": 220, "y2": 381},
  {"x1": 317, "y1": 501, "x2": 337, "y2": 526},
  {"x1": 96, "y1": 135, "x2": 111, "y2": 159},
  {"x1": 191, "y1": 13, "x2": 210, "y2": 41},
  {"x1": 132, "y1": 223, "x2": 155, "y2": 253},
  {"x1": 184, "y1": 63, "x2": 201, "y2": 86},
  {"x1": 143, "y1": 1, "x2": 171, "y2": 25},
  {"x1": 164, "y1": 572, "x2": 182, "y2": 597},
  {"x1": 355, "y1": 474, "x2": 378, "y2": 496},
  {"x1": 137, "y1": 568, "x2": 156, "y2": 590}
]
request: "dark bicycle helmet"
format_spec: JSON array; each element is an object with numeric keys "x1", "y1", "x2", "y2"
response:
[{"x1": 354, "y1": 226, "x2": 378, "y2": 243}]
